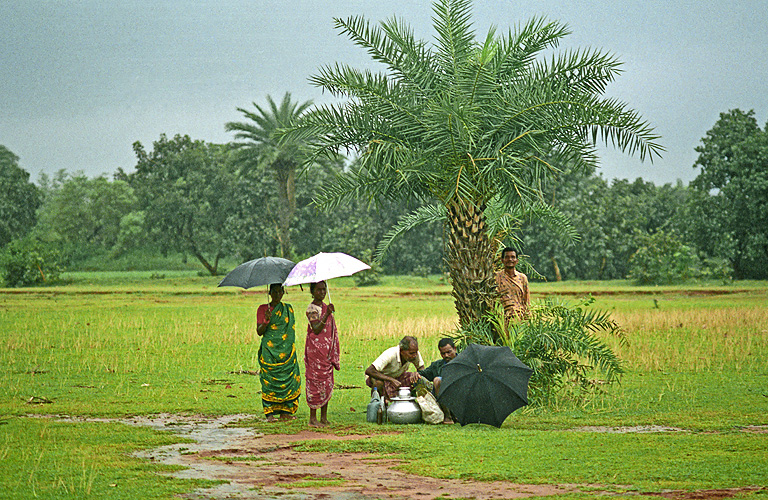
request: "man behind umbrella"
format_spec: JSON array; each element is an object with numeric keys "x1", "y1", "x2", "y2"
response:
[
  {"x1": 419, "y1": 337, "x2": 457, "y2": 424},
  {"x1": 365, "y1": 335, "x2": 425, "y2": 401},
  {"x1": 495, "y1": 247, "x2": 530, "y2": 320}
]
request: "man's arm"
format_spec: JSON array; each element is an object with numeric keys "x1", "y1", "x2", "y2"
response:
[
  {"x1": 365, "y1": 364, "x2": 401, "y2": 387},
  {"x1": 416, "y1": 351, "x2": 426, "y2": 371},
  {"x1": 419, "y1": 361, "x2": 438, "y2": 382}
]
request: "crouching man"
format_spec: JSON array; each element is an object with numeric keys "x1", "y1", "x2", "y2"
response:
[{"x1": 365, "y1": 335, "x2": 425, "y2": 401}]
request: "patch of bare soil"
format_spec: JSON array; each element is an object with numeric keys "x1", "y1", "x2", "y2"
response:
[
  {"x1": 568, "y1": 425, "x2": 689, "y2": 433},
  {"x1": 118, "y1": 415, "x2": 590, "y2": 499},
  {"x1": 738, "y1": 425, "x2": 768, "y2": 434},
  {"x1": 33, "y1": 414, "x2": 765, "y2": 500},
  {"x1": 642, "y1": 488, "x2": 764, "y2": 500},
  {"x1": 189, "y1": 429, "x2": 591, "y2": 500}
]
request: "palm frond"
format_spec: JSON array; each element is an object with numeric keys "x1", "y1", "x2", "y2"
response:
[
  {"x1": 495, "y1": 17, "x2": 570, "y2": 77},
  {"x1": 332, "y1": 15, "x2": 439, "y2": 97},
  {"x1": 310, "y1": 63, "x2": 426, "y2": 135},
  {"x1": 374, "y1": 203, "x2": 446, "y2": 262},
  {"x1": 431, "y1": 0, "x2": 476, "y2": 75},
  {"x1": 533, "y1": 48, "x2": 623, "y2": 95}
]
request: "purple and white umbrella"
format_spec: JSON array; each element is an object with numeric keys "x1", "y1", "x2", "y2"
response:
[{"x1": 283, "y1": 252, "x2": 370, "y2": 288}]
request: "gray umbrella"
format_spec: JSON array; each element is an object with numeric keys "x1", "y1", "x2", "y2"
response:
[{"x1": 217, "y1": 257, "x2": 295, "y2": 289}]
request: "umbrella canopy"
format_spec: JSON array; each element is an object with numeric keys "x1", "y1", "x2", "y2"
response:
[
  {"x1": 283, "y1": 252, "x2": 370, "y2": 287},
  {"x1": 437, "y1": 343, "x2": 533, "y2": 428},
  {"x1": 217, "y1": 256, "x2": 295, "y2": 289}
]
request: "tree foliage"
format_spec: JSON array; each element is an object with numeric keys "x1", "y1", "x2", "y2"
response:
[
  {"x1": 225, "y1": 93, "x2": 315, "y2": 259},
  {"x1": 287, "y1": 0, "x2": 662, "y2": 328},
  {"x1": 689, "y1": 109, "x2": 768, "y2": 279},
  {"x1": 35, "y1": 172, "x2": 136, "y2": 264},
  {"x1": 522, "y1": 170, "x2": 690, "y2": 282},
  {"x1": 120, "y1": 134, "x2": 236, "y2": 275},
  {"x1": 0, "y1": 145, "x2": 41, "y2": 248}
]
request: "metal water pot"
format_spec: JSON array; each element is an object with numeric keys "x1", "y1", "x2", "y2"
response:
[{"x1": 387, "y1": 386, "x2": 422, "y2": 424}]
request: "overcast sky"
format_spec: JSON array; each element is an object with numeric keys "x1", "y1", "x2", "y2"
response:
[{"x1": 2, "y1": 1, "x2": 767, "y2": 186}]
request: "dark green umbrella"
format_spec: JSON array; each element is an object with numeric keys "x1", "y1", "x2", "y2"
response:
[
  {"x1": 437, "y1": 343, "x2": 532, "y2": 427},
  {"x1": 217, "y1": 256, "x2": 295, "y2": 289}
]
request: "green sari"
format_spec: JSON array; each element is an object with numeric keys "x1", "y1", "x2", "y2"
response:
[{"x1": 258, "y1": 302, "x2": 301, "y2": 416}]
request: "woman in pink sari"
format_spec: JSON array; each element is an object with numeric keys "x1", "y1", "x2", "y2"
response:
[{"x1": 305, "y1": 281, "x2": 340, "y2": 427}]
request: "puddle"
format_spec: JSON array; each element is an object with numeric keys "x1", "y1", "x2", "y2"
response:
[
  {"x1": 28, "y1": 414, "x2": 763, "y2": 500},
  {"x1": 569, "y1": 425, "x2": 688, "y2": 433},
  {"x1": 40, "y1": 413, "x2": 584, "y2": 499},
  {"x1": 127, "y1": 414, "x2": 264, "y2": 498}
]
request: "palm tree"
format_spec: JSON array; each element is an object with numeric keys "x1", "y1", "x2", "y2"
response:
[
  {"x1": 225, "y1": 93, "x2": 313, "y2": 259},
  {"x1": 288, "y1": 0, "x2": 663, "y2": 327}
]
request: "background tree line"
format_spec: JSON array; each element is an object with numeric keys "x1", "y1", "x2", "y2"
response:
[{"x1": 1, "y1": 108, "x2": 766, "y2": 286}]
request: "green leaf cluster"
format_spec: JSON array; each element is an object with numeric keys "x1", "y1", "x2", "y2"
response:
[
  {"x1": 452, "y1": 296, "x2": 625, "y2": 404},
  {"x1": 688, "y1": 109, "x2": 768, "y2": 279},
  {"x1": 1, "y1": 235, "x2": 62, "y2": 287},
  {"x1": 629, "y1": 230, "x2": 701, "y2": 285},
  {"x1": 293, "y1": 0, "x2": 662, "y2": 213},
  {"x1": 0, "y1": 145, "x2": 41, "y2": 247}
]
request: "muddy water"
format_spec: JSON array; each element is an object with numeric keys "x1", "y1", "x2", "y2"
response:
[
  {"x1": 126, "y1": 414, "x2": 267, "y2": 499},
  {"x1": 111, "y1": 414, "x2": 580, "y2": 499},
  {"x1": 35, "y1": 414, "x2": 762, "y2": 500}
]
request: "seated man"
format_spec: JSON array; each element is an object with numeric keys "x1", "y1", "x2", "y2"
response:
[
  {"x1": 418, "y1": 337, "x2": 457, "y2": 424},
  {"x1": 365, "y1": 335, "x2": 425, "y2": 402}
]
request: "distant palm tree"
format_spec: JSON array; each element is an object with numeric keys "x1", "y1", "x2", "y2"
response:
[
  {"x1": 226, "y1": 92, "x2": 313, "y2": 259},
  {"x1": 287, "y1": 0, "x2": 663, "y2": 328}
]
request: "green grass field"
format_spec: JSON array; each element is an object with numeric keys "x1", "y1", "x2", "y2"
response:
[{"x1": 1, "y1": 273, "x2": 766, "y2": 499}]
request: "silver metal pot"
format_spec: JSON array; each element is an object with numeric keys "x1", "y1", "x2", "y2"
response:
[{"x1": 387, "y1": 390, "x2": 422, "y2": 424}]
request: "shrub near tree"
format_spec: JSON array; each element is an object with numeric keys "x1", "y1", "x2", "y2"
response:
[
  {"x1": 1, "y1": 236, "x2": 62, "y2": 287},
  {"x1": 629, "y1": 230, "x2": 699, "y2": 285},
  {"x1": 452, "y1": 298, "x2": 625, "y2": 404}
]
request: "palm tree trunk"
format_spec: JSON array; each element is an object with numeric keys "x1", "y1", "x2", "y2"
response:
[
  {"x1": 274, "y1": 161, "x2": 296, "y2": 259},
  {"x1": 444, "y1": 199, "x2": 497, "y2": 329}
]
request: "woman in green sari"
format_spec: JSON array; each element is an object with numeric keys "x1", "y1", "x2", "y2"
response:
[{"x1": 256, "y1": 283, "x2": 301, "y2": 421}]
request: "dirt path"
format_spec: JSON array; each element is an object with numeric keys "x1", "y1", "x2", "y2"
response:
[
  {"x1": 122, "y1": 414, "x2": 585, "y2": 499},
  {"x1": 190, "y1": 430, "x2": 591, "y2": 500},
  {"x1": 41, "y1": 414, "x2": 764, "y2": 500}
]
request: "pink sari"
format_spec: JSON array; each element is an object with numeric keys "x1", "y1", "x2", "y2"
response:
[{"x1": 304, "y1": 302, "x2": 340, "y2": 409}]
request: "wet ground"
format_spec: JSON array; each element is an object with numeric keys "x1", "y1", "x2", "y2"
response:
[
  {"x1": 120, "y1": 414, "x2": 584, "y2": 499},
  {"x1": 38, "y1": 414, "x2": 765, "y2": 500}
]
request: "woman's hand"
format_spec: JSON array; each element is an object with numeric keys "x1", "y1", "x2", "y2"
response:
[{"x1": 257, "y1": 306, "x2": 272, "y2": 336}]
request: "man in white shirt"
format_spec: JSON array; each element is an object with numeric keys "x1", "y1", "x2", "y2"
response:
[{"x1": 365, "y1": 335, "x2": 425, "y2": 401}]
